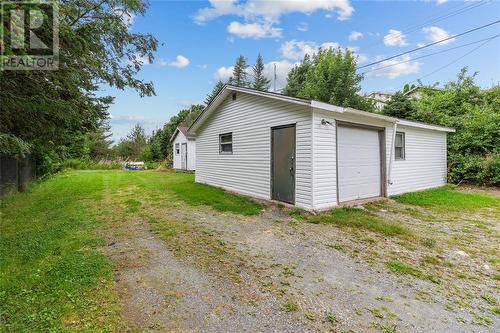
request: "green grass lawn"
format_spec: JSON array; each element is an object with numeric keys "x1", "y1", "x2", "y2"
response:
[
  {"x1": 392, "y1": 185, "x2": 500, "y2": 212},
  {"x1": 0, "y1": 170, "x2": 262, "y2": 331},
  {"x1": 0, "y1": 172, "x2": 118, "y2": 331}
]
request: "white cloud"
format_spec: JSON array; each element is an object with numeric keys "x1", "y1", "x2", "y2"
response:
[
  {"x1": 157, "y1": 58, "x2": 168, "y2": 67},
  {"x1": 356, "y1": 54, "x2": 368, "y2": 64},
  {"x1": 110, "y1": 115, "x2": 147, "y2": 123},
  {"x1": 227, "y1": 21, "x2": 282, "y2": 39},
  {"x1": 383, "y1": 29, "x2": 408, "y2": 47},
  {"x1": 280, "y1": 40, "x2": 340, "y2": 60},
  {"x1": 168, "y1": 55, "x2": 190, "y2": 68},
  {"x1": 195, "y1": 1, "x2": 354, "y2": 40},
  {"x1": 348, "y1": 31, "x2": 363, "y2": 41},
  {"x1": 297, "y1": 22, "x2": 308, "y2": 32},
  {"x1": 367, "y1": 55, "x2": 420, "y2": 79},
  {"x1": 263, "y1": 60, "x2": 296, "y2": 90},
  {"x1": 214, "y1": 66, "x2": 234, "y2": 81},
  {"x1": 422, "y1": 26, "x2": 455, "y2": 45},
  {"x1": 436, "y1": 0, "x2": 448, "y2": 5},
  {"x1": 194, "y1": 0, "x2": 354, "y2": 24}
]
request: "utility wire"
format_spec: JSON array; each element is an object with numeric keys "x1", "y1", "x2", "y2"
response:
[
  {"x1": 363, "y1": 0, "x2": 488, "y2": 49},
  {"x1": 361, "y1": 34, "x2": 500, "y2": 75},
  {"x1": 358, "y1": 19, "x2": 500, "y2": 69},
  {"x1": 414, "y1": 37, "x2": 497, "y2": 82},
  {"x1": 397, "y1": 0, "x2": 487, "y2": 34}
]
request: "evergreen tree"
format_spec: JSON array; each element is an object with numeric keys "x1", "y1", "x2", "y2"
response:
[
  {"x1": 88, "y1": 121, "x2": 114, "y2": 160},
  {"x1": 114, "y1": 124, "x2": 148, "y2": 160},
  {"x1": 205, "y1": 80, "x2": 225, "y2": 105},
  {"x1": 382, "y1": 92, "x2": 416, "y2": 119},
  {"x1": 230, "y1": 55, "x2": 250, "y2": 87},
  {"x1": 282, "y1": 54, "x2": 312, "y2": 97},
  {"x1": 252, "y1": 54, "x2": 270, "y2": 91}
]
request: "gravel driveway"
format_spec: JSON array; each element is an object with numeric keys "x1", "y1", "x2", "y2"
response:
[{"x1": 101, "y1": 179, "x2": 499, "y2": 333}]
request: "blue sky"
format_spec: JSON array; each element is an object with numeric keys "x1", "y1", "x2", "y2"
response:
[{"x1": 105, "y1": 0, "x2": 500, "y2": 141}]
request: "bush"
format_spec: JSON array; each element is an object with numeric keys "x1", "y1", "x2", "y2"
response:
[
  {"x1": 62, "y1": 159, "x2": 122, "y2": 170},
  {"x1": 409, "y1": 69, "x2": 499, "y2": 186}
]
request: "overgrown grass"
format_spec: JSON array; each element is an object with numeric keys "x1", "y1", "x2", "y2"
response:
[
  {"x1": 168, "y1": 174, "x2": 263, "y2": 215},
  {"x1": 392, "y1": 185, "x2": 499, "y2": 212},
  {"x1": 63, "y1": 158, "x2": 122, "y2": 170},
  {"x1": 0, "y1": 171, "x2": 118, "y2": 331},
  {"x1": 308, "y1": 207, "x2": 409, "y2": 236},
  {"x1": 386, "y1": 260, "x2": 422, "y2": 277}
]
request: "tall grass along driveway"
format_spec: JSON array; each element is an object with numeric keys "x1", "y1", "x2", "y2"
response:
[{"x1": 1, "y1": 170, "x2": 499, "y2": 332}]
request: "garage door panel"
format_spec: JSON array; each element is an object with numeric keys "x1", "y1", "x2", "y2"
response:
[{"x1": 338, "y1": 126, "x2": 381, "y2": 202}]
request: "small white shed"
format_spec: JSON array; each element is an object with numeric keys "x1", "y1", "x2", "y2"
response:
[
  {"x1": 170, "y1": 127, "x2": 196, "y2": 171},
  {"x1": 189, "y1": 85, "x2": 454, "y2": 210}
]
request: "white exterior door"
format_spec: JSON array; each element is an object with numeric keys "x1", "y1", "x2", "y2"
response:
[{"x1": 337, "y1": 125, "x2": 381, "y2": 202}]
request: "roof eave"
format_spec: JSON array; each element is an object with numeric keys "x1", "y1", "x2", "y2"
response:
[{"x1": 188, "y1": 84, "x2": 455, "y2": 134}]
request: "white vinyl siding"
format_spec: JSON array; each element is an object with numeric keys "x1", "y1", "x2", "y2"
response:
[
  {"x1": 311, "y1": 110, "x2": 337, "y2": 209},
  {"x1": 386, "y1": 125, "x2": 447, "y2": 195},
  {"x1": 187, "y1": 139, "x2": 196, "y2": 170},
  {"x1": 311, "y1": 110, "x2": 447, "y2": 209},
  {"x1": 195, "y1": 92, "x2": 313, "y2": 209},
  {"x1": 193, "y1": 86, "x2": 449, "y2": 211}
]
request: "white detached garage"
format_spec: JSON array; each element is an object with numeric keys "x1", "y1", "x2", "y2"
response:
[
  {"x1": 170, "y1": 127, "x2": 196, "y2": 170},
  {"x1": 189, "y1": 85, "x2": 454, "y2": 211}
]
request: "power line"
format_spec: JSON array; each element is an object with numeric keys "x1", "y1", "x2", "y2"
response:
[
  {"x1": 398, "y1": 0, "x2": 487, "y2": 34},
  {"x1": 361, "y1": 34, "x2": 500, "y2": 75},
  {"x1": 414, "y1": 37, "x2": 497, "y2": 82},
  {"x1": 358, "y1": 19, "x2": 500, "y2": 69},
  {"x1": 363, "y1": 0, "x2": 488, "y2": 50}
]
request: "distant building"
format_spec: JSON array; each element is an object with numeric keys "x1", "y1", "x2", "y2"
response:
[
  {"x1": 365, "y1": 92, "x2": 394, "y2": 111},
  {"x1": 170, "y1": 127, "x2": 196, "y2": 170},
  {"x1": 366, "y1": 86, "x2": 441, "y2": 111}
]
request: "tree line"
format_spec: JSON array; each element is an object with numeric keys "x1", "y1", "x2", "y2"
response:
[
  {"x1": 0, "y1": 0, "x2": 157, "y2": 174},
  {"x1": 0, "y1": 4, "x2": 496, "y2": 186}
]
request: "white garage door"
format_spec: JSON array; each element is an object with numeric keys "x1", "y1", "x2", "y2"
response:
[{"x1": 338, "y1": 125, "x2": 381, "y2": 202}]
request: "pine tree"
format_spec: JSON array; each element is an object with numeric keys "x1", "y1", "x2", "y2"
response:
[
  {"x1": 252, "y1": 54, "x2": 270, "y2": 91},
  {"x1": 230, "y1": 55, "x2": 250, "y2": 87},
  {"x1": 282, "y1": 54, "x2": 312, "y2": 97},
  {"x1": 205, "y1": 80, "x2": 224, "y2": 105}
]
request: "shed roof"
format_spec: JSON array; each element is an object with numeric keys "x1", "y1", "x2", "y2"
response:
[
  {"x1": 169, "y1": 126, "x2": 195, "y2": 143},
  {"x1": 189, "y1": 85, "x2": 455, "y2": 133}
]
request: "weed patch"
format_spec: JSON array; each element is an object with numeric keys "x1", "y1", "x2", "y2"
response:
[
  {"x1": 282, "y1": 297, "x2": 299, "y2": 312},
  {"x1": 308, "y1": 208, "x2": 409, "y2": 237},
  {"x1": 387, "y1": 260, "x2": 422, "y2": 277}
]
